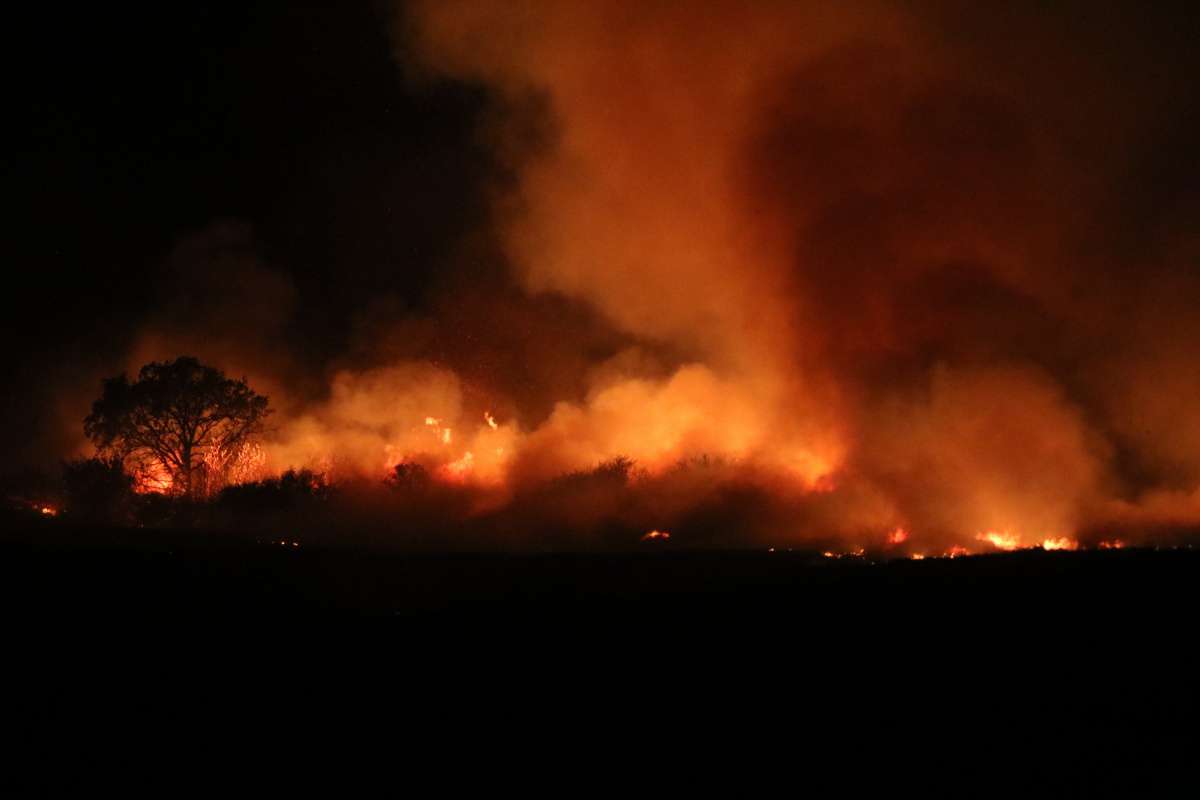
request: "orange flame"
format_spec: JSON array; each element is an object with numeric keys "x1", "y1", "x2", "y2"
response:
[
  {"x1": 1041, "y1": 537, "x2": 1079, "y2": 551},
  {"x1": 976, "y1": 531, "x2": 1022, "y2": 551},
  {"x1": 441, "y1": 451, "x2": 474, "y2": 481}
]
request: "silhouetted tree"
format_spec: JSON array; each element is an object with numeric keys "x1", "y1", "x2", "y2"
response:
[
  {"x1": 62, "y1": 456, "x2": 134, "y2": 524},
  {"x1": 84, "y1": 357, "x2": 271, "y2": 499}
]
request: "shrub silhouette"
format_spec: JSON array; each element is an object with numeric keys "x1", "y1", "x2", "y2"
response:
[{"x1": 62, "y1": 457, "x2": 135, "y2": 525}]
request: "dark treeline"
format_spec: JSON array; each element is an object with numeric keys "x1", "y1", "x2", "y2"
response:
[{"x1": 3, "y1": 456, "x2": 750, "y2": 551}]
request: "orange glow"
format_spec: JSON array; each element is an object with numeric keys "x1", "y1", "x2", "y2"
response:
[
  {"x1": 821, "y1": 546, "x2": 866, "y2": 559},
  {"x1": 132, "y1": 460, "x2": 175, "y2": 494},
  {"x1": 77, "y1": 1, "x2": 1200, "y2": 556},
  {"x1": 976, "y1": 531, "x2": 1022, "y2": 551},
  {"x1": 641, "y1": 529, "x2": 671, "y2": 541},
  {"x1": 1041, "y1": 537, "x2": 1079, "y2": 551},
  {"x1": 441, "y1": 451, "x2": 475, "y2": 481}
]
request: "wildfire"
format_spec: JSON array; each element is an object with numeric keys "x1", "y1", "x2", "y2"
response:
[
  {"x1": 379, "y1": 409, "x2": 517, "y2": 487},
  {"x1": 886, "y1": 527, "x2": 908, "y2": 545},
  {"x1": 442, "y1": 451, "x2": 474, "y2": 480},
  {"x1": 422, "y1": 415, "x2": 455, "y2": 445},
  {"x1": 641, "y1": 529, "x2": 671, "y2": 541},
  {"x1": 132, "y1": 460, "x2": 175, "y2": 494},
  {"x1": 821, "y1": 546, "x2": 866, "y2": 559},
  {"x1": 1098, "y1": 539, "x2": 1126, "y2": 549},
  {"x1": 976, "y1": 531, "x2": 1022, "y2": 551},
  {"x1": 1041, "y1": 537, "x2": 1079, "y2": 551},
  {"x1": 40, "y1": 505, "x2": 57, "y2": 516}
]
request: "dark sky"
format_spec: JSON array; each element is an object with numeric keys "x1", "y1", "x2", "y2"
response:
[{"x1": 7, "y1": 1, "x2": 492, "y2": 468}]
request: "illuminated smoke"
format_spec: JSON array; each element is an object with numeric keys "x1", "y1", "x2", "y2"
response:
[
  {"x1": 389, "y1": 1, "x2": 1200, "y2": 548},
  {"x1": 65, "y1": 2, "x2": 1200, "y2": 551}
]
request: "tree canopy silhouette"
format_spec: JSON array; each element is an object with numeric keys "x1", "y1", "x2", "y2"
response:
[{"x1": 84, "y1": 357, "x2": 271, "y2": 498}]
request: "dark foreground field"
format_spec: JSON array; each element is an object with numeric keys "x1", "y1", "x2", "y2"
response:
[
  {"x1": 4, "y1": 520, "x2": 1197, "y2": 624},
  {"x1": 3, "y1": 519, "x2": 1196, "y2": 767}
]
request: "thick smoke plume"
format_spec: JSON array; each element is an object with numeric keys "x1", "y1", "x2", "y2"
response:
[
  {"x1": 384, "y1": 0, "x2": 1200, "y2": 550},
  {"x1": 58, "y1": 2, "x2": 1200, "y2": 552}
]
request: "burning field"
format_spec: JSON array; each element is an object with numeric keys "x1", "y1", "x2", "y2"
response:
[
  {"x1": 13, "y1": 4, "x2": 1200, "y2": 761},
  {"x1": 8, "y1": 1, "x2": 1200, "y2": 560}
]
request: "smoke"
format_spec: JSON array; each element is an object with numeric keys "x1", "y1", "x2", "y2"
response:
[
  {"x1": 381, "y1": 0, "x2": 1200, "y2": 548},
  {"x1": 49, "y1": 2, "x2": 1200, "y2": 551}
]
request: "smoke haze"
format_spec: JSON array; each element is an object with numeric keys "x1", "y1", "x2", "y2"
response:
[{"x1": 22, "y1": 1, "x2": 1200, "y2": 552}]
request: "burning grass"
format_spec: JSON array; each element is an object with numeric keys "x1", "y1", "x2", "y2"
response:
[{"x1": 12, "y1": 452, "x2": 1194, "y2": 557}]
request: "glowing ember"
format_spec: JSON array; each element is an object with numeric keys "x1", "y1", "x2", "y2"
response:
[
  {"x1": 976, "y1": 531, "x2": 1021, "y2": 551},
  {"x1": 945, "y1": 546, "x2": 971, "y2": 558},
  {"x1": 641, "y1": 529, "x2": 671, "y2": 541},
  {"x1": 1098, "y1": 539, "x2": 1126, "y2": 549},
  {"x1": 40, "y1": 506, "x2": 57, "y2": 516},
  {"x1": 1041, "y1": 537, "x2": 1079, "y2": 551},
  {"x1": 910, "y1": 553, "x2": 926, "y2": 560},
  {"x1": 821, "y1": 547, "x2": 866, "y2": 559}
]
